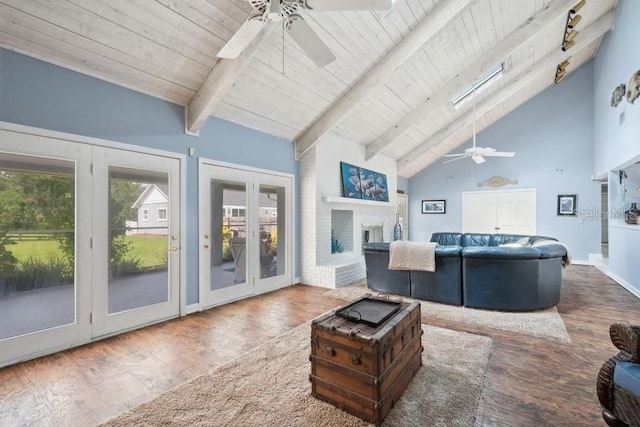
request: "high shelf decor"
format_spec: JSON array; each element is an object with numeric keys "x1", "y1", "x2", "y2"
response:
[{"x1": 339, "y1": 162, "x2": 389, "y2": 202}]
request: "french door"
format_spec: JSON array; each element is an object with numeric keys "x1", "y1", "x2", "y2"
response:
[
  {"x1": 0, "y1": 126, "x2": 182, "y2": 367},
  {"x1": 91, "y1": 147, "x2": 181, "y2": 337},
  {"x1": 199, "y1": 161, "x2": 292, "y2": 308}
]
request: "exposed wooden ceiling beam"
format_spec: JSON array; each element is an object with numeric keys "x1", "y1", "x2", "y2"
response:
[
  {"x1": 366, "y1": 0, "x2": 579, "y2": 160},
  {"x1": 396, "y1": 11, "x2": 615, "y2": 176},
  {"x1": 294, "y1": 0, "x2": 473, "y2": 159},
  {"x1": 185, "y1": 25, "x2": 274, "y2": 136}
]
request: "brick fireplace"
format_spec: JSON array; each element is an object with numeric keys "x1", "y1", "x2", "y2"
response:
[{"x1": 300, "y1": 135, "x2": 397, "y2": 288}]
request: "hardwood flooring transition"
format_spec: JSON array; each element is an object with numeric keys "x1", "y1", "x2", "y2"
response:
[{"x1": 1, "y1": 265, "x2": 639, "y2": 426}]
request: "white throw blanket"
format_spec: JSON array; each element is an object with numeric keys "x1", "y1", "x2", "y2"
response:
[
  {"x1": 388, "y1": 241, "x2": 437, "y2": 272},
  {"x1": 531, "y1": 240, "x2": 573, "y2": 268}
]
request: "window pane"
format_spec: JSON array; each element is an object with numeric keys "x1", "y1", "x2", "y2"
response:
[
  {"x1": 0, "y1": 154, "x2": 76, "y2": 339},
  {"x1": 108, "y1": 168, "x2": 169, "y2": 314}
]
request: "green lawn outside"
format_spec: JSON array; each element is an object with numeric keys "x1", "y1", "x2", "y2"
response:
[{"x1": 7, "y1": 235, "x2": 167, "y2": 269}]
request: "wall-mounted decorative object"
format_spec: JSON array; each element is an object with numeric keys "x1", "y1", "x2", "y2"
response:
[
  {"x1": 339, "y1": 161, "x2": 388, "y2": 202},
  {"x1": 624, "y1": 203, "x2": 640, "y2": 225},
  {"x1": 557, "y1": 194, "x2": 577, "y2": 216},
  {"x1": 422, "y1": 200, "x2": 446, "y2": 214},
  {"x1": 611, "y1": 84, "x2": 626, "y2": 107},
  {"x1": 477, "y1": 176, "x2": 519, "y2": 188},
  {"x1": 626, "y1": 70, "x2": 640, "y2": 104},
  {"x1": 620, "y1": 170, "x2": 628, "y2": 201}
]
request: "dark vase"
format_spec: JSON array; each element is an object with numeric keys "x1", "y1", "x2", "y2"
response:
[
  {"x1": 625, "y1": 203, "x2": 640, "y2": 224},
  {"x1": 393, "y1": 213, "x2": 402, "y2": 241}
]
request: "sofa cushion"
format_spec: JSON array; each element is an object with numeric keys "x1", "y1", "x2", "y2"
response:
[
  {"x1": 529, "y1": 235, "x2": 557, "y2": 244},
  {"x1": 431, "y1": 232, "x2": 462, "y2": 246},
  {"x1": 489, "y1": 234, "x2": 529, "y2": 247},
  {"x1": 462, "y1": 233, "x2": 491, "y2": 247},
  {"x1": 462, "y1": 246, "x2": 541, "y2": 259},
  {"x1": 614, "y1": 362, "x2": 640, "y2": 397}
]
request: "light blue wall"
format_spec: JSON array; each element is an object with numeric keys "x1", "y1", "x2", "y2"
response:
[
  {"x1": 593, "y1": 0, "x2": 640, "y2": 177},
  {"x1": 408, "y1": 62, "x2": 601, "y2": 261},
  {"x1": 593, "y1": 0, "x2": 640, "y2": 294},
  {"x1": 0, "y1": 49, "x2": 297, "y2": 305}
]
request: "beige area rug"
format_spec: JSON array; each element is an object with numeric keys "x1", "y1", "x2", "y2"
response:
[
  {"x1": 324, "y1": 285, "x2": 571, "y2": 344},
  {"x1": 102, "y1": 322, "x2": 492, "y2": 427}
]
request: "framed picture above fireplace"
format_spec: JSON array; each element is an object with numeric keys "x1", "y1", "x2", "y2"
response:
[{"x1": 339, "y1": 162, "x2": 389, "y2": 202}]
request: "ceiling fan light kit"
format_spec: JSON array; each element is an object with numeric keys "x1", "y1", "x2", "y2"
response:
[{"x1": 217, "y1": 0, "x2": 393, "y2": 67}]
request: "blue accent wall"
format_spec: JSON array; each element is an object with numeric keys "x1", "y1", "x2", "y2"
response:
[
  {"x1": 408, "y1": 62, "x2": 601, "y2": 261},
  {"x1": 0, "y1": 49, "x2": 297, "y2": 305}
]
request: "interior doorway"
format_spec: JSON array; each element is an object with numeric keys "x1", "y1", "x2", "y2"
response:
[{"x1": 601, "y1": 183, "x2": 609, "y2": 259}]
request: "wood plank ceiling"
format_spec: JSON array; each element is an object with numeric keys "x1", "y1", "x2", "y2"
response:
[{"x1": 0, "y1": 0, "x2": 617, "y2": 177}]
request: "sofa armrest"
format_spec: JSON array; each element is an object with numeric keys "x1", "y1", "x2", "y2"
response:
[
  {"x1": 461, "y1": 246, "x2": 540, "y2": 259},
  {"x1": 535, "y1": 245, "x2": 567, "y2": 259},
  {"x1": 362, "y1": 242, "x2": 390, "y2": 253}
]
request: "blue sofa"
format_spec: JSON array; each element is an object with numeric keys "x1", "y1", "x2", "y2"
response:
[{"x1": 362, "y1": 232, "x2": 567, "y2": 311}]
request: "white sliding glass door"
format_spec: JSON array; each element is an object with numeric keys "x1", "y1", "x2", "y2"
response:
[{"x1": 199, "y1": 162, "x2": 292, "y2": 309}]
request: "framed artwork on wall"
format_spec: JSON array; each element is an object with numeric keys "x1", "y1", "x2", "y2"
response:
[
  {"x1": 422, "y1": 200, "x2": 446, "y2": 214},
  {"x1": 557, "y1": 194, "x2": 576, "y2": 216},
  {"x1": 339, "y1": 162, "x2": 389, "y2": 202}
]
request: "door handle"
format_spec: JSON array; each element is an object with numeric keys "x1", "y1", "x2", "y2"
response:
[
  {"x1": 203, "y1": 244, "x2": 210, "y2": 249},
  {"x1": 168, "y1": 246, "x2": 179, "y2": 253}
]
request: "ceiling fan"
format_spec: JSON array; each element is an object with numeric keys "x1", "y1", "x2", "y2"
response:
[
  {"x1": 442, "y1": 85, "x2": 515, "y2": 165},
  {"x1": 217, "y1": 0, "x2": 394, "y2": 68}
]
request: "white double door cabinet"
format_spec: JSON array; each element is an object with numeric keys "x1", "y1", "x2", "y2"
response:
[{"x1": 462, "y1": 189, "x2": 536, "y2": 235}]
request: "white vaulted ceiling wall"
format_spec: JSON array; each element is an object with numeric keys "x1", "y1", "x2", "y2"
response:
[{"x1": 0, "y1": 0, "x2": 617, "y2": 176}]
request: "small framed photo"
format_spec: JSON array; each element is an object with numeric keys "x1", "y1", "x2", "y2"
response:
[
  {"x1": 557, "y1": 194, "x2": 576, "y2": 216},
  {"x1": 422, "y1": 200, "x2": 446, "y2": 214}
]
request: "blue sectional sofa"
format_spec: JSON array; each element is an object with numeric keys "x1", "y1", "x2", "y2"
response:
[{"x1": 362, "y1": 232, "x2": 567, "y2": 311}]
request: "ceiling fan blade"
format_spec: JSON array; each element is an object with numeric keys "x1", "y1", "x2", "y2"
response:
[
  {"x1": 287, "y1": 15, "x2": 336, "y2": 67},
  {"x1": 304, "y1": 0, "x2": 393, "y2": 11},
  {"x1": 484, "y1": 151, "x2": 515, "y2": 157},
  {"x1": 442, "y1": 155, "x2": 471, "y2": 164},
  {"x1": 472, "y1": 154, "x2": 486, "y2": 164},
  {"x1": 442, "y1": 153, "x2": 469, "y2": 157},
  {"x1": 217, "y1": 17, "x2": 266, "y2": 59}
]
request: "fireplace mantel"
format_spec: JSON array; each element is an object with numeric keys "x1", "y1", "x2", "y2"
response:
[{"x1": 322, "y1": 196, "x2": 392, "y2": 207}]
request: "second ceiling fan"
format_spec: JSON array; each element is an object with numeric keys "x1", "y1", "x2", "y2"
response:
[
  {"x1": 217, "y1": 0, "x2": 394, "y2": 68},
  {"x1": 443, "y1": 84, "x2": 515, "y2": 165}
]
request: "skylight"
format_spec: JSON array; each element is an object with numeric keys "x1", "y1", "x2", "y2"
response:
[{"x1": 450, "y1": 63, "x2": 504, "y2": 106}]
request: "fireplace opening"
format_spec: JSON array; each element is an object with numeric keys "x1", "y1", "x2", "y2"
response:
[{"x1": 362, "y1": 223, "x2": 384, "y2": 244}]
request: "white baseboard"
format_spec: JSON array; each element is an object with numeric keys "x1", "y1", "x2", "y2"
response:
[
  {"x1": 293, "y1": 277, "x2": 301, "y2": 285},
  {"x1": 571, "y1": 259, "x2": 591, "y2": 265},
  {"x1": 606, "y1": 270, "x2": 640, "y2": 299}
]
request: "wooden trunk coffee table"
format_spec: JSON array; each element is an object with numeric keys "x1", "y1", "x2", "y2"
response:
[{"x1": 309, "y1": 294, "x2": 423, "y2": 425}]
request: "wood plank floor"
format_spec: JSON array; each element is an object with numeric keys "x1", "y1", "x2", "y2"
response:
[{"x1": 1, "y1": 264, "x2": 639, "y2": 426}]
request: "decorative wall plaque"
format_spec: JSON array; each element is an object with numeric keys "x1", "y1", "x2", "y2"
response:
[
  {"x1": 611, "y1": 84, "x2": 626, "y2": 107},
  {"x1": 477, "y1": 176, "x2": 519, "y2": 188}
]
